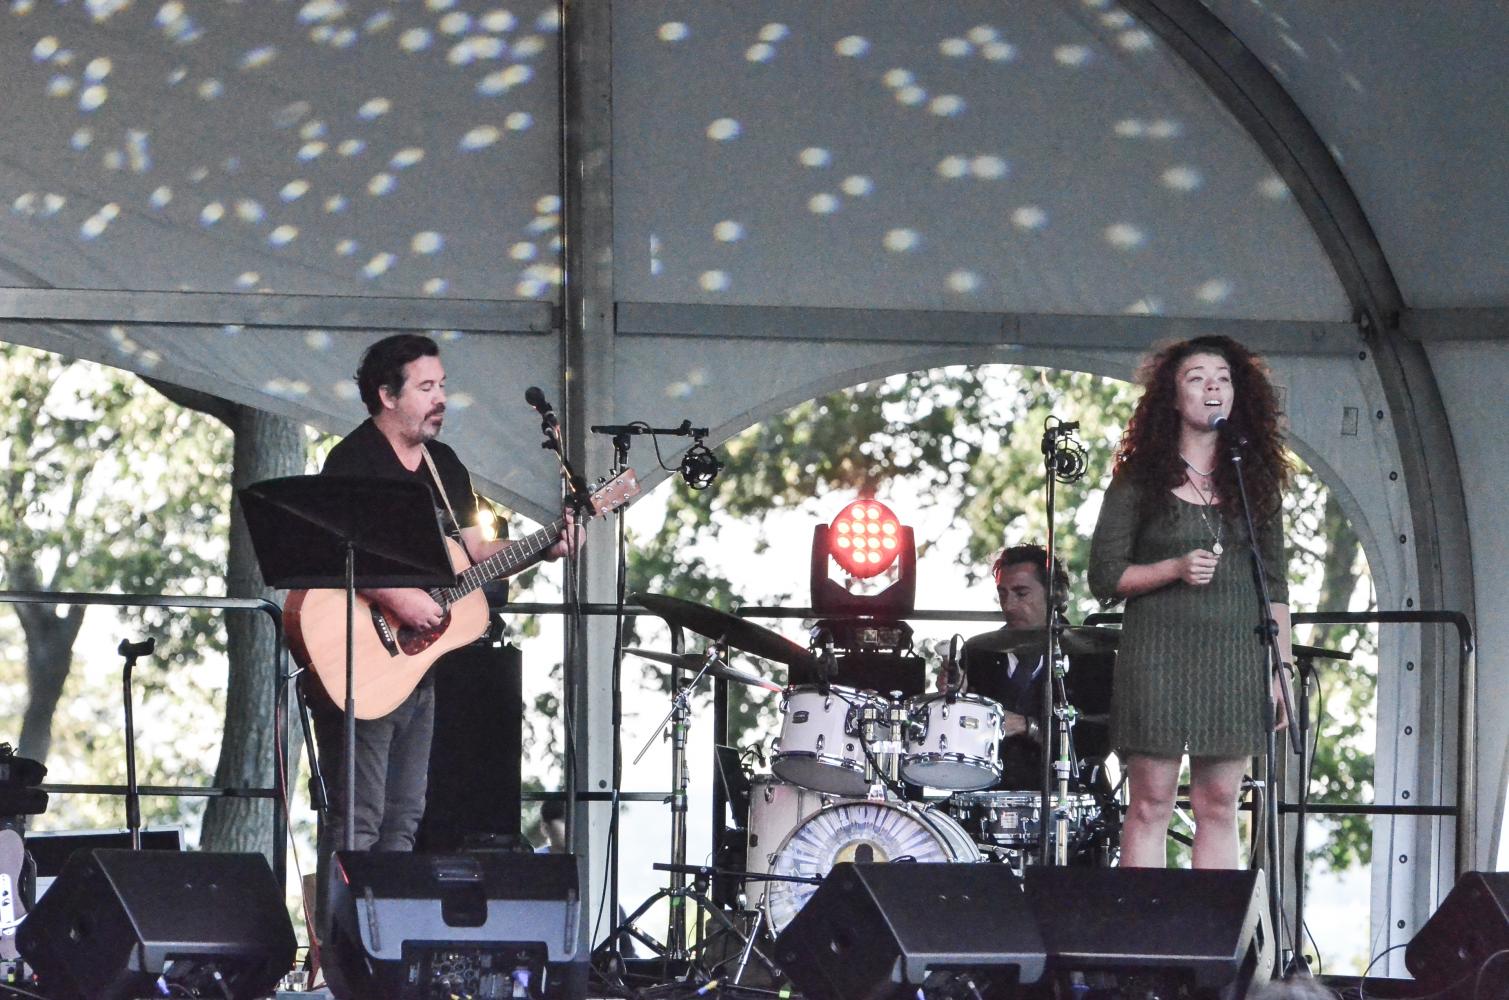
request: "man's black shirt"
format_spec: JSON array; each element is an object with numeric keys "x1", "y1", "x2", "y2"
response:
[{"x1": 321, "y1": 418, "x2": 479, "y2": 540}]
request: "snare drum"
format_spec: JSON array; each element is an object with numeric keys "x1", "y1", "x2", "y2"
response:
[
  {"x1": 744, "y1": 775, "x2": 831, "y2": 907},
  {"x1": 901, "y1": 692, "x2": 1003, "y2": 790},
  {"x1": 764, "y1": 799, "x2": 981, "y2": 933},
  {"x1": 947, "y1": 790, "x2": 1097, "y2": 850},
  {"x1": 772, "y1": 685, "x2": 882, "y2": 796}
]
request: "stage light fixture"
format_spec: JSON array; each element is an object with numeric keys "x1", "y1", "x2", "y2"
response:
[
  {"x1": 827, "y1": 500, "x2": 904, "y2": 578},
  {"x1": 811, "y1": 496, "x2": 915, "y2": 618}
]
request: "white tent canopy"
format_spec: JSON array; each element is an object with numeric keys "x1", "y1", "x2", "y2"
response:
[{"x1": 1, "y1": 0, "x2": 1504, "y2": 967}]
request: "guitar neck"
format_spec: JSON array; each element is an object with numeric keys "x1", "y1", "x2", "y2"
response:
[{"x1": 435, "y1": 519, "x2": 564, "y2": 607}]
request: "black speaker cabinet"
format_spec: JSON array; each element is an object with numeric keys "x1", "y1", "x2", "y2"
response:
[
  {"x1": 773, "y1": 863, "x2": 1046, "y2": 1000},
  {"x1": 1024, "y1": 867, "x2": 1271, "y2": 997},
  {"x1": 16, "y1": 849, "x2": 296, "y2": 1000},
  {"x1": 1407, "y1": 871, "x2": 1509, "y2": 999},
  {"x1": 326, "y1": 850, "x2": 587, "y2": 1000},
  {"x1": 417, "y1": 641, "x2": 524, "y2": 851}
]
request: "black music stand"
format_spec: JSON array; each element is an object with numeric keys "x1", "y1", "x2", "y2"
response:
[{"x1": 239, "y1": 475, "x2": 456, "y2": 852}]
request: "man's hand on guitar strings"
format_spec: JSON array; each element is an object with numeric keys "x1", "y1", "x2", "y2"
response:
[{"x1": 381, "y1": 588, "x2": 445, "y2": 631}]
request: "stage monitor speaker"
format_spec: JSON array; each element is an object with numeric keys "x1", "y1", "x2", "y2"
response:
[
  {"x1": 1024, "y1": 867, "x2": 1271, "y2": 998},
  {"x1": 772, "y1": 862, "x2": 1046, "y2": 1000},
  {"x1": 15, "y1": 848, "x2": 296, "y2": 1000},
  {"x1": 1406, "y1": 871, "x2": 1509, "y2": 999},
  {"x1": 326, "y1": 850, "x2": 587, "y2": 1000}
]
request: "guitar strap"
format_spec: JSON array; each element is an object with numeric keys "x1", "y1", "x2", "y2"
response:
[{"x1": 421, "y1": 445, "x2": 480, "y2": 567}]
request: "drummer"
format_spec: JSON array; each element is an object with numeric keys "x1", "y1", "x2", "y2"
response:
[{"x1": 943, "y1": 544, "x2": 1112, "y2": 789}]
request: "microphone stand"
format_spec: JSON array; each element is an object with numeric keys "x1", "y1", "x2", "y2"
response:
[
  {"x1": 1220, "y1": 427, "x2": 1302, "y2": 979},
  {"x1": 118, "y1": 637, "x2": 156, "y2": 851},
  {"x1": 590, "y1": 420, "x2": 707, "y2": 440},
  {"x1": 1040, "y1": 417, "x2": 1086, "y2": 866},
  {"x1": 589, "y1": 425, "x2": 634, "y2": 967},
  {"x1": 531, "y1": 393, "x2": 591, "y2": 876}
]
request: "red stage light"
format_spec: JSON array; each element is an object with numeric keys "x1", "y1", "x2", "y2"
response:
[{"x1": 827, "y1": 500, "x2": 903, "y2": 579}]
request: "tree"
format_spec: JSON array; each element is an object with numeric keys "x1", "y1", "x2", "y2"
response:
[
  {"x1": 0, "y1": 344, "x2": 230, "y2": 769},
  {"x1": 145, "y1": 383, "x2": 307, "y2": 856}
]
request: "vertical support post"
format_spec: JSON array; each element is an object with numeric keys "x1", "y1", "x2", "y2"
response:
[{"x1": 561, "y1": 0, "x2": 619, "y2": 948}]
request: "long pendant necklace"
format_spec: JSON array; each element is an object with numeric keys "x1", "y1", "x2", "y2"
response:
[{"x1": 1183, "y1": 457, "x2": 1224, "y2": 555}]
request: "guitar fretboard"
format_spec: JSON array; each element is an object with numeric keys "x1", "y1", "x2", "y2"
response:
[{"x1": 428, "y1": 517, "x2": 565, "y2": 609}]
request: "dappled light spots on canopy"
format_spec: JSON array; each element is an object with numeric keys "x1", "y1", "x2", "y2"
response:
[
  {"x1": 614, "y1": 2, "x2": 1344, "y2": 319},
  {"x1": 0, "y1": 0, "x2": 562, "y2": 299}
]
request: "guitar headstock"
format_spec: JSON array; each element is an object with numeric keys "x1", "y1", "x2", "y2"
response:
[{"x1": 587, "y1": 468, "x2": 641, "y2": 518}]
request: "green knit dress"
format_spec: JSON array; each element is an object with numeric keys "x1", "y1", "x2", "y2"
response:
[{"x1": 1088, "y1": 475, "x2": 1287, "y2": 759}]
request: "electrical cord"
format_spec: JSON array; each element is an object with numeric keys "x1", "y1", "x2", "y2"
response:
[
  {"x1": 1473, "y1": 948, "x2": 1509, "y2": 1000},
  {"x1": 274, "y1": 665, "x2": 321, "y2": 982},
  {"x1": 591, "y1": 494, "x2": 631, "y2": 971},
  {"x1": 0, "y1": 982, "x2": 51, "y2": 999},
  {"x1": 1353, "y1": 940, "x2": 1490, "y2": 1000},
  {"x1": 1293, "y1": 663, "x2": 1324, "y2": 977}
]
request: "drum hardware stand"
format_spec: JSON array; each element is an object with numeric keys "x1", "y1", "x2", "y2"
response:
[
  {"x1": 1049, "y1": 658, "x2": 1081, "y2": 866},
  {"x1": 1041, "y1": 415, "x2": 1088, "y2": 866},
  {"x1": 602, "y1": 650, "x2": 777, "y2": 979},
  {"x1": 632, "y1": 864, "x2": 786, "y2": 983},
  {"x1": 1219, "y1": 420, "x2": 1303, "y2": 979},
  {"x1": 858, "y1": 696, "x2": 908, "y2": 799}
]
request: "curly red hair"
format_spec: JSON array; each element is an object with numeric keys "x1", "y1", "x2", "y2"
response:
[{"x1": 1113, "y1": 335, "x2": 1291, "y2": 522}]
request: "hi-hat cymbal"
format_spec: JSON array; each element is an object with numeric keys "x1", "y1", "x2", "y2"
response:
[
  {"x1": 963, "y1": 625, "x2": 1122, "y2": 658},
  {"x1": 624, "y1": 647, "x2": 784, "y2": 693},
  {"x1": 634, "y1": 593, "x2": 814, "y2": 668}
]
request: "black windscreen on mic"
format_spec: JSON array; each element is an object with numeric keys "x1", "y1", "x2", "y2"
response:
[
  {"x1": 1208, "y1": 413, "x2": 1228, "y2": 431},
  {"x1": 524, "y1": 385, "x2": 549, "y2": 411}
]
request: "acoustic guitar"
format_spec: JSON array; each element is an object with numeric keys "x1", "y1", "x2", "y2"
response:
[{"x1": 286, "y1": 469, "x2": 639, "y2": 718}]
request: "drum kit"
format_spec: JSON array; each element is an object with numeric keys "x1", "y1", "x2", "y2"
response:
[{"x1": 626, "y1": 592, "x2": 1124, "y2": 946}]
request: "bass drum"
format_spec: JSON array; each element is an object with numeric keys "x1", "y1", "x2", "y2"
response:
[
  {"x1": 764, "y1": 799, "x2": 980, "y2": 933},
  {"x1": 744, "y1": 774, "x2": 832, "y2": 909}
]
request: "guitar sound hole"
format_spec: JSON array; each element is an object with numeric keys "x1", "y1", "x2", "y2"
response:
[{"x1": 398, "y1": 613, "x2": 450, "y2": 655}]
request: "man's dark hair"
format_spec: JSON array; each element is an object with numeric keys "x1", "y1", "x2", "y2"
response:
[
  {"x1": 355, "y1": 334, "x2": 440, "y2": 415},
  {"x1": 540, "y1": 797, "x2": 565, "y2": 823},
  {"x1": 992, "y1": 543, "x2": 1070, "y2": 612}
]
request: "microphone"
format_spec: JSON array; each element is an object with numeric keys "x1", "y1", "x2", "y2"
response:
[
  {"x1": 1209, "y1": 412, "x2": 1250, "y2": 446},
  {"x1": 525, "y1": 386, "x2": 559, "y2": 429},
  {"x1": 678, "y1": 441, "x2": 723, "y2": 491},
  {"x1": 117, "y1": 637, "x2": 155, "y2": 659},
  {"x1": 944, "y1": 634, "x2": 964, "y2": 702}
]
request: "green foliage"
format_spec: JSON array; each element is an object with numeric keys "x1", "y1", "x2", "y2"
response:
[
  {"x1": 0, "y1": 344, "x2": 230, "y2": 632},
  {"x1": 0, "y1": 343, "x2": 232, "y2": 831},
  {"x1": 1285, "y1": 485, "x2": 1376, "y2": 870}
]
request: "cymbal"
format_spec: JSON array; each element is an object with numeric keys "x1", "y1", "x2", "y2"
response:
[
  {"x1": 964, "y1": 625, "x2": 1122, "y2": 658},
  {"x1": 634, "y1": 593, "x2": 814, "y2": 668},
  {"x1": 624, "y1": 647, "x2": 784, "y2": 693}
]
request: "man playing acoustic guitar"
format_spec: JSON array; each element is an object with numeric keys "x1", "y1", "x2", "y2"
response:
[{"x1": 307, "y1": 333, "x2": 575, "y2": 940}]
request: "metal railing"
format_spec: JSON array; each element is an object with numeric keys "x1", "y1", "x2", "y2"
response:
[
  {"x1": 0, "y1": 590, "x2": 290, "y2": 881},
  {"x1": 1082, "y1": 608, "x2": 1476, "y2": 873}
]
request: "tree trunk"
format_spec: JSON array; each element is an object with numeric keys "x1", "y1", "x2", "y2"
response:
[
  {"x1": 1311, "y1": 493, "x2": 1363, "y2": 650},
  {"x1": 14, "y1": 595, "x2": 86, "y2": 765},
  {"x1": 199, "y1": 407, "x2": 304, "y2": 858}
]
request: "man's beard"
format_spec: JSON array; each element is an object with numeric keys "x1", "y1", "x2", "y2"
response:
[{"x1": 416, "y1": 411, "x2": 443, "y2": 442}]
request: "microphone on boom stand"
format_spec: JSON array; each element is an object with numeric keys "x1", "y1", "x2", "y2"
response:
[
  {"x1": 814, "y1": 628, "x2": 837, "y2": 695},
  {"x1": 525, "y1": 385, "x2": 560, "y2": 432},
  {"x1": 943, "y1": 635, "x2": 963, "y2": 703}
]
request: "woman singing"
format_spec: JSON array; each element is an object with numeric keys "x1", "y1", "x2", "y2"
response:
[{"x1": 1089, "y1": 336, "x2": 1293, "y2": 869}]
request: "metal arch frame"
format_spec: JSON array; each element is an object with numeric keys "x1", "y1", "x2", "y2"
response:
[{"x1": 1123, "y1": 0, "x2": 1481, "y2": 960}]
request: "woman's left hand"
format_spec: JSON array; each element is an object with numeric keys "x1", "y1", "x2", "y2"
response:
[{"x1": 1272, "y1": 674, "x2": 1290, "y2": 732}]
